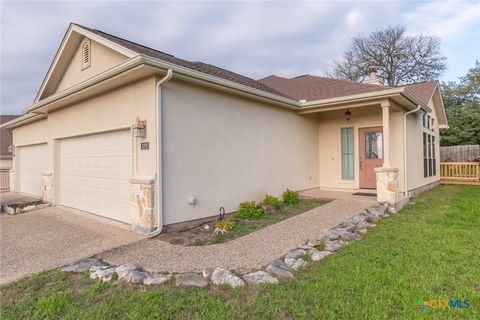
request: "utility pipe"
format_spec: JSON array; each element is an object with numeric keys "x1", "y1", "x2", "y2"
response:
[
  {"x1": 150, "y1": 69, "x2": 173, "y2": 237},
  {"x1": 403, "y1": 104, "x2": 422, "y2": 198}
]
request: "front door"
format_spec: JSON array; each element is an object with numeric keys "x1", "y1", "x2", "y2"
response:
[{"x1": 359, "y1": 127, "x2": 383, "y2": 189}]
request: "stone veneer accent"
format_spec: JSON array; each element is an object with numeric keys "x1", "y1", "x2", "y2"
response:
[
  {"x1": 42, "y1": 171, "x2": 54, "y2": 202},
  {"x1": 374, "y1": 167, "x2": 399, "y2": 205},
  {"x1": 130, "y1": 177, "x2": 155, "y2": 232}
]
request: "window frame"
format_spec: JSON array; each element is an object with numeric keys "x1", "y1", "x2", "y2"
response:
[
  {"x1": 340, "y1": 127, "x2": 355, "y2": 181},
  {"x1": 423, "y1": 132, "x2": 428, "y2": 178}
]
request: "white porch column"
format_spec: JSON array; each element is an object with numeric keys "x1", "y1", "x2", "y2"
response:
[
  {"x1": 376, "y1": 101, "x2": 399, "y2": 207},
  {"x1": 381, "y1": 101, "x2": 390, "y2": 168}
]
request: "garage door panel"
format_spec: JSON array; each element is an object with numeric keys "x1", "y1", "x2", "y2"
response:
[
  {"x1": 59, "y1": 130, "x2": 132, "y2": 223},
  {"x1": 18, "y1": 143, "x2": 48, "y2": 196}
]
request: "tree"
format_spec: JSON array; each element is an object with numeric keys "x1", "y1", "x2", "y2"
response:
[
  {"x1": 331, "y1": 26, "x2": 447, "y2": 86},
  {"x1": 440, "y1": 62, "x2": 480, "y2": 146}
]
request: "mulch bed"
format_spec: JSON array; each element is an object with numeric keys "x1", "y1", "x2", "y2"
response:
[{"x1": 156, "y1": 198, "x2": 331, "y2": 246}]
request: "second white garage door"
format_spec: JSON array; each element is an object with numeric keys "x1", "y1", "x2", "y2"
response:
[{"x1": 59, "y1": 129, "x2": 132, "y2": 223}]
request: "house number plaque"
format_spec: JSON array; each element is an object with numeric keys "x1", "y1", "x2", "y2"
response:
[{"x1": 140, "y1": 142, "x2": 150, "y2": 150}]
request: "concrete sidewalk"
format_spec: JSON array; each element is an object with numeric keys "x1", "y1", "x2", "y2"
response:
[
  {"x1": 0, "y1": 206, "x2": 144, "y2": 284},
  {"x1": 99, "y1": 194, "x2": 374, "y2": 273}
]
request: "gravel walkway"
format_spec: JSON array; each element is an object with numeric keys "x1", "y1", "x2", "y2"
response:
[{"x1": 100, "y1": 197, "x2": 373, "y2": 273}]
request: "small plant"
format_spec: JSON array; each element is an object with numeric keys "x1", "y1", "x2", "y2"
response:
[
  {"x1": 214, "y1": 221, "x2": 236, "y2": 233},
  {"x1": 263, "y1": 195, "x2": 281, "y2": 209},
  {"x1": 192, "y1": 239, "x2": 205, "y2": 246},
  {"x1": 283, "y1": 189, "x2": 299, "y2": 205},
  {"x1": 314, "y1": 242, "x2": 326, "y2": 251},
  {"x1": 235, "y1": 201, "x2": 265, "y2": 220},
  {"x1": 300, "y1": 253, "x2": 312, "y2": 262},
  {"x1": 17, "y1": 201, "x2": 34, "y2": 208},
  {"x1": 211, "y1": 234, "x2": 227, "y2": 244}
]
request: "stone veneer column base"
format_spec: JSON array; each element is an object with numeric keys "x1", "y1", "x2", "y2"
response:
[
  {"x1": 375, "y1": 167, "x2": 399, "y2": 205},
  {"x1": 130, "y1": 177, "x2": 155, "y2": 233},
  {"x1": 42, "y1": 171, "x2": 54, "y2": 202}
]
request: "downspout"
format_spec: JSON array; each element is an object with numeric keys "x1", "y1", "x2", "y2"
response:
[
  {"x1": 150, "y1": 69, "x2": 173, "y2": 237},
  {"x1": 403, "y1": 105, "x2": 422, "y2": 198}
]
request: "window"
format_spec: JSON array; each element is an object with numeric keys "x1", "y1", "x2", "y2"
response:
[
  {"x1": 341, "y1": 128, "x2": 354, "y2": 180},
  {"x1": 432, "y1": 136, "x2": 436, "y2": 175},
  {"x1": 365, "y1": 131, "x2": 383, "y2": 159},
  {"x1": 431, "y1": 118, "x2": 435, "y2": 131},
  {"x1": 428, "y1": 134, "x2": 432, "y2": 177},
  {"x1": 422, "y1": 113, "x2": 427, "y2": 128},
  {"x1": 81, "y1": 41, "x2": 91, "y2": 69},
  {"x1": 423, "y1": 133, "x2": 428, "y2": 177},
  {"x1": 423, "y1": 132, "x2": 436, "y2": 178}
]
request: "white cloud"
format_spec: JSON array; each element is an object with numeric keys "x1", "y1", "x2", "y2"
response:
[{"x1": 404, "y1": 1, "x2": 480, "y2": 40}]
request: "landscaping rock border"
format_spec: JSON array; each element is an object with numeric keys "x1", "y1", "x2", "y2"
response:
[
  {"x1": 63, "y1": 203, "x2": 390, "y2": 288},
  {"x1": 2, "y1": 201, "x2": 51, "y2": 215}
]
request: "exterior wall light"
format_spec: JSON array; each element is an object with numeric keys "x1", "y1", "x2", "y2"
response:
[
  {"x1": 132, "y1": 117, "x2": 146, "y2": 138},
  {"x1": 345, "y1": 110, "x2": 352, "y2": 122}
]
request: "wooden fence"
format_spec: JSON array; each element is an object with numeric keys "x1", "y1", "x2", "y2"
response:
[
  {"x1": 0, "y1": 169, "x2": 9, "y2": 192},
  {"x1": 440, "y1": 145, "x2": 480, "y2": 162},
  {"x1": 440, "y1": 162, "x2": 480, "y2": 185}
]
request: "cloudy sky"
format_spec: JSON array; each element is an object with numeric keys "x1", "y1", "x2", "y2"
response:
[{"x1": 1, "y1": 0, "x2": 479, "y2": 114}]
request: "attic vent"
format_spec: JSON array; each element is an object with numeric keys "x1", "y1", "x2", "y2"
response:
[{"x1": 81, "y1": 41, "x2": 91, "y2": 69}]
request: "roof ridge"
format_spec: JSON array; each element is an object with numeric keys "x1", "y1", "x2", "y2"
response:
[
  {"x1": 73, "y1": 24, "x2": 289, "y2": 98},
  {"x1": 74, "y1": 23, "x2": 176, "y2": 58},
  {"x1": 291, "y1": 74, "x2": 393, "y2": 89},
  {"x1": 403, "y1": 79, "x2": 439, "y2": 86}
]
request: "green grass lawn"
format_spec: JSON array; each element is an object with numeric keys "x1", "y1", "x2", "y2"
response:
[{"x1": 1, "y1": 185, "x2": 479, "y2": 319}]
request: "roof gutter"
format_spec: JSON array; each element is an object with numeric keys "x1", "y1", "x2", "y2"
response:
[
  {"x1": 0, "y1": 113, "x2": 47, "y2": 129},
  {"x1": 298, "y1": 87, "x2": 430, "y2": 112},
  {"x1": 149, "y1": 68, "x2": 173, "y2": 237},
  {"x1": 403, "y1": 104, "x2": 422, "y2": 197},
  {"x1": 139, "y1": 55, "x2": 300, "y2": 109}
]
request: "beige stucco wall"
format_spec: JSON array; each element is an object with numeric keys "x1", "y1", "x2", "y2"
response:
[
  {"x1": 55, "y1": 37, "x2": 127, "y2": 94},
  {"x1": 13, "y1": 118, "x2": 49, "y2": 147},
  {"x1": 12, "y1": 76, "x2": 157, "y2": 191},
  {"x1": 406, "y1": 98, "x2": 441, "y2": 193},
  {"x1": 161, "y1": 80, "x2": 319, "y2": 225},
  {"x1": 317, "y1": 105, "x2": 405, "y2": 193}
]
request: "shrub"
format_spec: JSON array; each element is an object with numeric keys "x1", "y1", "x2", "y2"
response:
[
  {"x1": 263, "y1": 195, "x2": 281, "y2": 209},
  {"x1": 283, "y1": 189, "x2": 299, "y2": 205},
  {"x1": 235, "y1": 201, "x2": 265, "y2": 220},
  {"x1": 214, "y1": 221, "x2": 236, "y2": 233}
]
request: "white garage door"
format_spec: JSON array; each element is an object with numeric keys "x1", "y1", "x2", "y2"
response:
[
  {"x1": 59, "y1": 130, "x2": 132, "y2": 223},
  {"x1": 18, "y1": 143, "x2": 48, "y2": 196}
]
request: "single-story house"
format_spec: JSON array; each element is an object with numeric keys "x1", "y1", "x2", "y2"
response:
[{"x1": 2, "y1": 23, "x2": 447, "y2": 234}]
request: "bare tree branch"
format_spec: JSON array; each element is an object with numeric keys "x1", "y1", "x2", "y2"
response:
[{"x1": 331, "y1": 26, "x2": 447, "y2": 86}]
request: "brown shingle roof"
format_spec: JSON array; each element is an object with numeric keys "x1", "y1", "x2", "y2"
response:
[
  {"x1": 405, "y1": 80, "x2": 438, "y2": 105},
  {"x1": 75, "y1": 24, "x2": 438, "y2": 106},
  {"x1": 75, "y1": 24, "x2": 288, "y2": 99},
  {"x1": 258, "y1": 75, "x2": 392, "y2": 101},
  {"x1": 259, "y1": 75, "x2": 438, "y2": 104},
  {"x1": 1, "y1": 115, "x2": 19, "y2": 156}
]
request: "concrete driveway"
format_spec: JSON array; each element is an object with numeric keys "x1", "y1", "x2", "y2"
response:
[{"x1": 0, "y1": 205, "x2": 144, "y2": 284}]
